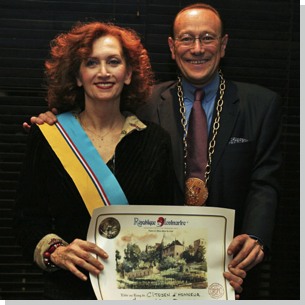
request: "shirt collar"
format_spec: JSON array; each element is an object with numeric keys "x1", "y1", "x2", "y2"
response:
[
  {"x1": 119, "y1": 111, "x2": 147, "y2": 142},
  {"x1": 182, "y1": 73, "x2": 220, "y2": 103}
]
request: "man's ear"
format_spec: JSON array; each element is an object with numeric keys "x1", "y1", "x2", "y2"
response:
[
  {"x1": 220, "y1": 34, "x2": 229, "y2": 58},
  {"x1": 168, "y1": 37, "x2": 176, "y2": 61}
]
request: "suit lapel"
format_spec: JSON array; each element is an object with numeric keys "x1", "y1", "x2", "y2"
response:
[
  {"x1": 207, "y1": 81, "x2": 240, "y2": 184},
  {"x1": 157, "y1": 83, "x2": 185, "y2": 192}
]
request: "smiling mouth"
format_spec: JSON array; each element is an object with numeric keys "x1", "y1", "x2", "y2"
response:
[
  {"x1": 187, "y1": 60, "x2": 208, "y2": 64},
  {"x1": 95, "y1": 82, "x2": 114, "y2": 88}
]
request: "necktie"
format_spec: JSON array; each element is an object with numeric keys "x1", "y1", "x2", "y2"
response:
[{"x1": 185, "y1": 89, "x2": 209, "y2": 206}]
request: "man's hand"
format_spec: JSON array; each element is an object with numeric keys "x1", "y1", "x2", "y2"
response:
[
  {"x1": 223, "y1": 234, "x2": 264, "y2": 299},
  {"x1": 23, "y1": 109, "x2": 58, "y2": 132},
  {"x1": 228, "y1": 234, "x2": 264, "y2": 272},
  {"x1": 223, "y1": 267, "x2": 246, "y2": 300},
  {"x1": 50, "y1": 238, "x2": 108, "y2": 281}
]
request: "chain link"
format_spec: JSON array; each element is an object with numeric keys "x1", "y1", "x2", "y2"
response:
[
  {"x1": 177, "y1": 69, "x2": 225, "y2": 182},
  {"x1": 177, "y1": 77, "x2": 188, "y2": 171}
]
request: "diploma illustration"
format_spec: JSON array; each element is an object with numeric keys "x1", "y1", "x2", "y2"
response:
[{"x1": 87, "y1": 205, "x2": 235, "y2": 300}]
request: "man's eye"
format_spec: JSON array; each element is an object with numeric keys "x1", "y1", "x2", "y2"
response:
[
  {"x1": 202, "y1": 35, "x2": 215, "y2": 41},
  {"x1": 180, "y1": 37, "x2": 193, "y2": 42}
]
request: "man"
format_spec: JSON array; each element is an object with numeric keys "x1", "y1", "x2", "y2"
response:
[
  {"x1": 138, "y1": 3, "x2": 281, "y2": 298},
  {"x1": 24, "y1": 3, "x2": 282, "y2": 299}
]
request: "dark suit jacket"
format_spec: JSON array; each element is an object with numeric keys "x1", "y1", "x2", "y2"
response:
[{"x1": 137, "y1": 79, "x2": 282, "y2": 250}]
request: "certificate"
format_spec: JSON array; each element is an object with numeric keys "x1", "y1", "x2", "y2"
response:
[{"x1": 87, "y1": 205, "x2": 235, "y2": 300}]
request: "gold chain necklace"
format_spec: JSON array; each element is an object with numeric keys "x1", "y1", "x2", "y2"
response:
[
  {"x1": 177, "y1": 69, "x2": 225, "y2": 185},
  {"x1": 80, "y1": 118, "x2": 122, "y2": 141}
]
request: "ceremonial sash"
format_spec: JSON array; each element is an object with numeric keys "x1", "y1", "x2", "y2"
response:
[{"x1": 38, "y1": 112, "x2": 129, "y2": 216}]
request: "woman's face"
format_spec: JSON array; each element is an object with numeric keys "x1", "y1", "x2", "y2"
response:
[{"x1": 77, "y1": 35, "x2": 132, "y2": 106}]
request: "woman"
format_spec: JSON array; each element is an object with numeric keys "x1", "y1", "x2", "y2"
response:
[{"x1": 13, "y1": 21, "x2": 174, "y2": 299}]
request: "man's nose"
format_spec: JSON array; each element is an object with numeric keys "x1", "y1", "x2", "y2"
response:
[{"x1": 191, "y1": 38, "x2": 204, "y2": 54}]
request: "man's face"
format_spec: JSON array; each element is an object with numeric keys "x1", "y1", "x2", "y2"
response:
[{"x1": 168, "y1": 8, "x2": 228, "y2": 87}]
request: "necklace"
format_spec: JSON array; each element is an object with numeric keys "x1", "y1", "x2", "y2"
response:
[
  {"x1": 80, "y1": 117, "x2": 122, "y2": 141},
  {"x1": 177, "y1": 69, "x2": 225, "y2": 205}
]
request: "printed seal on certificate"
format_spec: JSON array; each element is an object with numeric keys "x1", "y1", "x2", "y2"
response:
[{"x1": 208, "y1": 283, "x2": 224, "y2": 299}]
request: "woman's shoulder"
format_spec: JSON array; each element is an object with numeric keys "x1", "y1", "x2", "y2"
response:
[
  {"x1": 124, "y1": 112, "x2": 170, "y2": 139},
  {"x1": 28, "y1": 123, "x2": 45, "y2": 141},
  {"x1": 142, "y1": 120, "x2": 170, "y2": 137},
  {"x1": 26, "y1": 123, "x2": 57, "y2": 156}
]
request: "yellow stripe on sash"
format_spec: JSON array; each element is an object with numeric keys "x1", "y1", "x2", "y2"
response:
[{"x1": 38, "y1": 123, "x2": 105, "y2": 216}]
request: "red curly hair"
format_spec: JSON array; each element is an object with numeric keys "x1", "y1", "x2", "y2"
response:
[{"x1": 45, "y1": 21, "x2": 155, "y2": 113}]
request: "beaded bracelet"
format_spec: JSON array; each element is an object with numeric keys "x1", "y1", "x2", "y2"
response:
[{"x1": 43, "y1": 242, "x2": 64, "y2": 269}]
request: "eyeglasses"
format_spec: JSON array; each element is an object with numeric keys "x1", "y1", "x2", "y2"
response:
[{"x1": 174, "y1": 33, "x2": 221, "y2": 47}]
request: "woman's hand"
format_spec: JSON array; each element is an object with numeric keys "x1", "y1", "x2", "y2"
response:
[{"x1": 50, "y1": 238, "x2": 108, "y2": 281}]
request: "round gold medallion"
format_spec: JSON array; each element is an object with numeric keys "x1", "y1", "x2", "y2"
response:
[{"x1": 185, "y1": 178, "x2": 208, "y2": 206}]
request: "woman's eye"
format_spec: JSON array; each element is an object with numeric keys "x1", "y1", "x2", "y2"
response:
[
  {"x1": 85, "y1": 59, "x2": 98, "y2": 67},
  {"x1": 109, "y1": 59, "x2": 120, "y2": 65}
]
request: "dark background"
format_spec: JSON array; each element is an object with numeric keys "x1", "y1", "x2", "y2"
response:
[{"x1": 0, "y1": 0, "x2": 300, "y2": 300}]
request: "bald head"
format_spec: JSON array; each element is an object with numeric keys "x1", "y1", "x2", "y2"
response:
[{"x1": 171, "y1": 3, "x2": 225, "y2": 39}]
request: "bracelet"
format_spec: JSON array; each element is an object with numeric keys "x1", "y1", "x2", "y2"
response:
[{"x1": 43, "y1": 242, "x2": 64, "y2": 269}]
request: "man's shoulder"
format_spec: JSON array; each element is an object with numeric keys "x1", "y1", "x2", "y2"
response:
[
  {"x1": 152, "y1": 80, "x2": 177, "y2": 96},
  {"x1": 136, "y1": 80, "x2": 177, "y2": 122},
  {"x1": 141, "y1": 80, "x2": 177, "y2": 107},
  {"x1": 228, "y1": 80, "x2": 280, "y2": 98},
  {"x1": 225, "y1": 80, "x2": 281, "y2": 112}
]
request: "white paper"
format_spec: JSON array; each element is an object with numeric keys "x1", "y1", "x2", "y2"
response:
[{"x1": 87, "y1": 205, "x2": 235, "y2": 300}]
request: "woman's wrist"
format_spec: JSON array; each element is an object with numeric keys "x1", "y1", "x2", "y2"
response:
[
  {"x1": 34, "y1": 234, "x2": 68, "y2": 272},
  {"x1": 44, "y1": 242, "x2": 64, "y2": 269}
]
